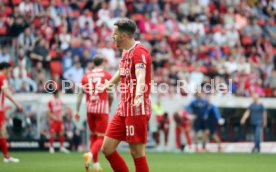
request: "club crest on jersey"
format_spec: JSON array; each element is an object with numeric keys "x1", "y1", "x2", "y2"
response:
[{"x1": 120, "y1": 68, "x2": 130, "y2": 76}]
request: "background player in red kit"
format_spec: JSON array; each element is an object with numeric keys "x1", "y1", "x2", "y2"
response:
[
  {"x1": 75, "y1": 55, "x2": 113, "y2": 171},
  {"x1": 0, "y1": 62, "x2": 23, "y2": 163},
  {"x1": 173, "y1": 109, "x2": 193, "y2": 153},
  {"x1": 48, "y1": 90, "x2": 70, "y2": 154},
  {"x1": 101, "y1": 18, "x2": 152, "y2": 172}
]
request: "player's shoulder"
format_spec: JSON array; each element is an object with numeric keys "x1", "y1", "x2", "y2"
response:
[
  {"x1": 0, "y1": 74, "x2": 6, "y2": 80},
  {"x1": 134, "y1": 42, "x2": 149, "y2": 54}
]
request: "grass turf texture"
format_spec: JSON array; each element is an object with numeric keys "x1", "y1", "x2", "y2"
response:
[{"x1": 0, "y1": 152, "x2": 275, "y2": 172}]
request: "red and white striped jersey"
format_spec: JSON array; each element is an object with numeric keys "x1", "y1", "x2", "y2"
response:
[
  {"x1": 48, "y1": 99, "x2": 64, "y2": 121},
  {"x1": 81, "y1": 69, "x2": 112, "y2": 115},
  {"x1": 117, "y1": 41, "x2": 152, "y2": 117},
  {"x1": 0, "y1": 74, "x2": 7, "y2": 112}
]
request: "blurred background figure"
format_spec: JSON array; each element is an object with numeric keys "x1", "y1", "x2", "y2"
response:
[
  {"x1": 240, "y1": 94, "x2": 267, "y2": 153},
  {"x1": 152, "y1": 99, "x2": 170, "y2": 151},
  {"x1": 206, "y1": 96, "x2": 225, "y2": 152},
  {"x1": 47, "y1": 90, "x2": 70, "y2": 154},
  {"x1": 63, "y1": 109, "x2": 82, "y2": 152},
  {"x1": 173, "y1": 109, "x2": 193, "y2": 153},
  {"x1": 186, "y1": 92, "x2": 209, "y2": 152}
]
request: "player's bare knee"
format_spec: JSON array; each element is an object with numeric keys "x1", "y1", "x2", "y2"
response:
[
  {"x1": 130, "y1": 149, "x2": 145, "y2": 158},
  {"x1": 101, "y1": 144, "x2": 113, "y2": 156}
]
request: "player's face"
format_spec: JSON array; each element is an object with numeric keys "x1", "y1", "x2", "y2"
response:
[
  {"x1": 112, "y1": 26, "x2": 124, "y2": 48},
  {"x1": 4, "y1": 67, "x2": 12, "y2": 78}
]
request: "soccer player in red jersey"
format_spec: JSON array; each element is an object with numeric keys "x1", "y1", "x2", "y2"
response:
[
  {"x1": 48, "y1": 90, "x2": 70, "y2": 154},
  {"x1": 0, "y1": 62, "x2": 23, "y2": 163},
  {"x1": 101, "y1": 18, "x2": 152, "y2": 172},
  {"x1": 75, "y1": 55, "x2": 113, "y2": 171},
  {"x1": 173, "y1": 109, "x2": 193, "y2": 153}
]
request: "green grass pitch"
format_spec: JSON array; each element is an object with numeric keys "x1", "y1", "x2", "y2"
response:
[{"x1": 0, "y1": 152, "x2": 275, "y2": 172}]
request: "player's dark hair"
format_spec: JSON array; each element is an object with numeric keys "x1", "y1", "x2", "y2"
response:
[
  {"x1": 0, "y1": 62, "x2": 11, "y2": 70},
  {"x1": 114, "y1": 18, "x2": 136, "y2": 36},
  {"x1": 93, "y1": 54, "x2": 104, "y2": 67}
]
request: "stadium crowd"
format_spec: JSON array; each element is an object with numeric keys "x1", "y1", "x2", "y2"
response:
[{"x1": 0, "y1": 0, "x2": 275, "y2": 97}]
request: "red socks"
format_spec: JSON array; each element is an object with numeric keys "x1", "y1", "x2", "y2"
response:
[
  {"x1": 0, "y1": 138, "x2": 9, "y2": 158},
  {"x1": 134, "y1": 156, "x2": 149, "y2": 172},
  {"x1": 90, "y1": 134, "x2": 97, "y2": 151},
  {"x1": 105, "y1": 151, "x2": 129, "y2": 172},
  {"x1": 91, "y1": 136, "x2": 104, "y2": 163},
  {"x1": 50, "y1": 136, "x2": 54, "y2": 147},
  {"x1": 185, "y1": 130, "x2": 192, "y2": 146},
  {"x1": 59, "y1": 136, "x2": 64, "y2": 147}
]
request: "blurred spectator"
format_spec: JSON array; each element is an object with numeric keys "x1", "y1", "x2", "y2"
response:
[
  {"x1": 14, "y1": 48, "x2": 31, "y2": 73},
  {"x1": 63, "y1": 62, "x2": 84, "y2": 84},
  {"x1": 63, "y1": 111, "x2": 81, "y2": 151},
  {"x1": 30, "y1": 38, "x2": 50, "y2": 65},
  {"x1": 14, "y1": 74, "x2": 37, "y2": 93},
  {"x1": 0, "y1": 46, "x2": 11, "y2": 63},
  {"x1": 240, "y1": 94, "x2": 267, "y2": 153},
  {"x1": 18, "y1": 27, "x2": 35, "y2": 53},
  {"x1": 62, "y1": 50, "x2": 73, "y2": 72}
]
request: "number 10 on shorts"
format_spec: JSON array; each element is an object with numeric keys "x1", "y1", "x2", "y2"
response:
[{"x1": 126, "y1": 125, "x2": 134, "y2": 136}]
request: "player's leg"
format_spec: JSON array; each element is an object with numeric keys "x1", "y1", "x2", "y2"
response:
[
  {"x1": 90, "y1": 114, "x2": 108, "y2": 171},
  {"x1": 59, "y1": 126, "x2": 69, "y2": 153},
  {"x1": 184, "y1": 125, "x2": 192, "y2": 151},
  {"x1": 212, "y1": 134, "x2": 222, "y2": 152},
  {"x1": 193, "y1": 119, "x2": 200, "y2": 152},
  {"x1": 0, "y1": 124, "x2": 19, "y2": 163},
  {"x1": 129, "y1": 143, "x2": 149, "y2": 172},
  {"x1": 201, "y1": 120, "x2": 209, "y2": 151},
  {"x1": 0, "y1": 125, "x2": 9, "y2": 159},
  {"x1": 102, "y1": 136, "x2": 129, "y2": 172},
  {"x1": 164, "y1": 127, "x2": 169, "y2": 148},
  {"x1": 253, "y1": 124, "x2": 262, "y2": 153},
  {"x1": 103, "y1": 114, "x2": 129, "y2": 172},
  {"x1": 175, "y1": 126, "x2": 182, "y2": 150},
  {"x1": 49, "y1": 123, "x2": 56, "y2": 153},
  {"x1": 83, "y1": 113, "x2": 97, "y2": 171},
  {"x1": 126, "y1": 115, "x2": 150, "y2": 172}
]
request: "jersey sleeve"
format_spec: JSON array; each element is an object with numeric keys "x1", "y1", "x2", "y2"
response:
[
  {"x1": 132, "y1": 47, "x2": 148, "y2": 66},
  {"x1": 0, "y1": 76, "x2": 8, "y2": 90}
]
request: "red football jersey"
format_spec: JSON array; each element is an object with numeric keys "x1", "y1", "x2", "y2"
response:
[
  {"x1": 117, "y1": 41, "x2": 152, "y2": 117},
  {"x1": 48, "y1": 99, "x2": 64, "y2": 121},
  {"x1": 81, "y1": 69, "x2": 112, "y2": 114},
  {"x1": 0, "y1": 74, "x2": 7, "y2": 112}
]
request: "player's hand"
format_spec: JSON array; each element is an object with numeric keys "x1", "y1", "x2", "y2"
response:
[
  {"x1": 133, "y1": 94, "x2": 143, "y2": 107},
  {"x1": 218, "y1": 118, "x2": 225, "y2": 125},
  {"x1": 74, "y1": 112, "x2": 80, "y2": 122},
  {"x1": 240, "y1": 119, "x2": 245, "y2": 125},
  {"x1": 16, "y1": 103, "x2": 24, "y2": 112},
  {"x1": 98, "y1": 79, "x2": 110, "y2": 92}
]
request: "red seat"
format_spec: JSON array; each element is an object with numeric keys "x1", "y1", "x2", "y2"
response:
[{"x1": 242, "y1": 36, "x2": 252, "y2": 45}]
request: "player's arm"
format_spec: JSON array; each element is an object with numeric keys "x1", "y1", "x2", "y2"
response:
[
  {"x1": 75, "y1": 87, "x2": 84, "y2": 121},
  {"x1": 2, "y1": 86, "x2": 23, "y2": 112},
  {"x1": 213, "y1": 105, "x2": 225, "y2": 125},
  {"x1": 263, "y1": 110, "x2": 267, "y2": 128},
  {"x1": 108, "y1": 92, "x2": 114, "y2": 109},
  {"x1": 133, "y1": 63, "x2": 146, "y2": 107},
  {"x1": 240, "y1": 109, "x2": 250, "y2": 125},
  {"x1": 102, "y1": 70, "x2": 120, "y2": 91}
]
